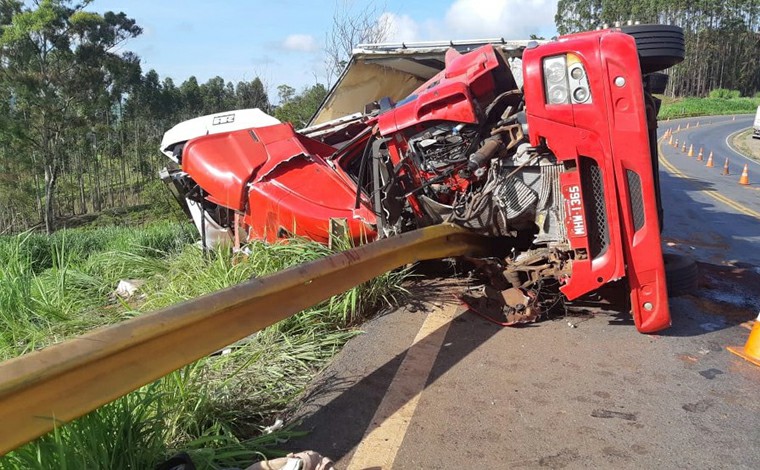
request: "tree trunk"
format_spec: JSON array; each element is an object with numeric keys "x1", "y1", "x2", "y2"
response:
[
  {"x1": 79, "y1": 151, "x2": 87, "y2": 215},
  {"x1": 44, "y1": 163, "x2": 58, "y2": 234}
]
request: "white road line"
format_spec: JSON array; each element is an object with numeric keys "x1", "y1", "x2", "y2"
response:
[
  {"x1": 348, "y1": 302, "x2": 461, "y2": 469},
  {"x1": 724, "y1": 127, "x2": 760, "y2": 168}
]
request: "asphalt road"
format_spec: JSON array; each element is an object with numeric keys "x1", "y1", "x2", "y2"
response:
[
  {"x1": 658, "y1": 115, "x2": 760, "y2": 266},
  {"x1": 284, "y1": 116, "x2": 760, "y2": 469}
]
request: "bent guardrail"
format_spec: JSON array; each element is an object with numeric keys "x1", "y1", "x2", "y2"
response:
[{"x1": 0, "y1": 224, "x2": 488, "y2": 455}]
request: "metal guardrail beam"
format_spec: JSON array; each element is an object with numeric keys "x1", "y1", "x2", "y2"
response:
[{"x1": 0, "y1": 224, "x2": 488, "y2": 455}]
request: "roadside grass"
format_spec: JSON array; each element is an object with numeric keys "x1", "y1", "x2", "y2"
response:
[
  {"x1": 730, "y1": 128, "x2": 760, "y2": 162},
  {"x1": 0, "y1": 223, "x2": 408, "y2": 469},
  {"x1": 658, "y1": 95, "x2": 760, "y2": 119}
]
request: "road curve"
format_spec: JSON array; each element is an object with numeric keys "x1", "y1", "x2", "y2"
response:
[{"x1": 657, "y1": 115, "x2": 760, "y2": 266}]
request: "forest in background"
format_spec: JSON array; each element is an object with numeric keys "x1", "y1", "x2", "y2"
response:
[
  {"x1": 556, "y1": 0, "x2": 760, "y2": 96},
  {"x1": 0, "y1": 0, "x2": 328, "y2": 234},
  {"x1": 1, "y1": 0, "x2": 760, "y2": 234}
]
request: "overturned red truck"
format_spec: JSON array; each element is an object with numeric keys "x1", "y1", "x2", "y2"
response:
[{"x1": 160, "y1": 25, "x2": 685, "y2": 333}]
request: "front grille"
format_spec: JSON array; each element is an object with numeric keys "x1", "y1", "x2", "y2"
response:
[
  {"x1": 579, "y1": 157, "x2": 609, "y2": 258},
  {"x1": 626, "y1": 170, "x2": 645, "y2": 232}
]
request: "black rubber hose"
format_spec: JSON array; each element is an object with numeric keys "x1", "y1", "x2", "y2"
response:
[{"x1": 354, "y1": 135, "x2": 374, "y2": 210}]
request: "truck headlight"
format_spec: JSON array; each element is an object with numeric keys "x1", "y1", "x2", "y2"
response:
[
  {"x1": 548, "y1": 84, "x2": 569, "y2": 104},
  {"x1": 543, "y1": 54, "x2": 592, "y2": 105},
  {"x1": 543, "y1": 56, "x2": 569, "y2": 104}
]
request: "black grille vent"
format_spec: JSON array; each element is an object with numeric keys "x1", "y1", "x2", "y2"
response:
[
  {"x1": 579, "y1": 157, "x2": 609, "y2": 258},
  {"x1": 626, "y1": 170, "x2": 645, "y2": 232}
]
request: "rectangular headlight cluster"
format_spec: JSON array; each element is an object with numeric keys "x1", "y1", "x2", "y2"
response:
[{"x1": 542, "y1": 54, "x2": 592, "y2": 105}]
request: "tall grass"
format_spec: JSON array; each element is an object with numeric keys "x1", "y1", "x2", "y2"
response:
[
  {"x1": 0, "y1": 223, "x2": 408, "y2": 468},
  {"x1": 0, "y1": 222, "x2": 198, "y2": 358}
]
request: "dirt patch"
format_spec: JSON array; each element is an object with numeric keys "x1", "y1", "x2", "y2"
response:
[{"x1": 730, "y1": 128, "x2": 760, "y2": 162}]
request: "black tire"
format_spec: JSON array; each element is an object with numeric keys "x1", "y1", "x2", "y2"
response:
[
  {"x1": 620, "y1": 24, "x2": 685, "y2": 74},
  {"x1": 663, "y1": 253, "x2": 698, "y2": 297},
  {"x1": 645, "y1": 72, "x2": 669, "y2": 94}
]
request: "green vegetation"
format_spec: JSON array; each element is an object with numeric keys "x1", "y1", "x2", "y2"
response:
[
  {"x1": 274, "y1": 84, "x2": 329, "y2": 129},
  {"x1": 730, "y1": 128, "x2": 760, "y2": 162},
  {"x1": 658, "y1": 93, "x2": 760, "y2": 119},
  {"x1": 0, "y1": 1, "x2": 329, "y2": 235},
  {"x1": 0, "y1": 223, "x2": 407, "y2": 468}
]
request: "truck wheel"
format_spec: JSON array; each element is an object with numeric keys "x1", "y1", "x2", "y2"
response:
[
  {"x1": 620, "y1": 24, "x2": 685, "y2": 74},
  {"x1": 663, "y1": 253, "x2": 698, "y2": 297},
  {"x1": 644, "y1": 72, "x2": 669, "y2": 95}
]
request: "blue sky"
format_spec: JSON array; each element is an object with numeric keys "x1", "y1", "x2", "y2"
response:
[{"x1": 95, "y1": 1, "x2": 559, "y2": 95}]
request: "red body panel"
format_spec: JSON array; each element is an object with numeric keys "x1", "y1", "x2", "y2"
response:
[
  {"x1": 183, "y1": 123, "x2": 377, "y2": 245},
  {"x1": 377, "y1": 81, "x2": 478, "y2": 135},
  {"x1": 524, "y1": 30, "x2": 670, "y2": 332},
  {"x1": 376, "y1": 44, "x2": 506, "y2": 136},
  {"x1": 183, "y1": 130, "x2": 267, "y2": 211}
]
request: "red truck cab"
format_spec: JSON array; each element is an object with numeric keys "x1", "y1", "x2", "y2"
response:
[{"x1": 522, "y1": 30, "x2": 671, "y2": 332}]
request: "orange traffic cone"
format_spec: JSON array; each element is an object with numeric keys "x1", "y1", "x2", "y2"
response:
[
  {"x1": 706, "y1": 151, "x2": 714, "y2": 167},
  {"x1": 733, "y1": 115, "x2": 736, "y2": 121},
  {"x1": 686, "y1": 122, "x2": 690, "y2": 129},
  {"x1": 688, "y1": 144, "x2": 694, "y2": 157},
  {"x1": 727, "y1": 314, "x2": 760, "y2": 367},
  {"x1": 722, "y1": 158, "x2": 730, "y2": 175},
  {"x1": 674, "y1": 138, "x2": 679, "y2": 148},
  {"x1": 668, "y1": 134, "x2": 673, "y2": 145},
  {"x1": 682, "y1": 142, "x2": 687, "y2": 152},
  {"x1": 697, "y1": 147, "x2": 704, "y2": 161},
  {"x1": 739, "y1": 164, "x2": 750, "y2": 185},
  {"x1": 696, "y1": 121, "x2": 699, "y2": 127},
  {"x1": 677, "y1": 124, "x2": 681, "y2": 132}
]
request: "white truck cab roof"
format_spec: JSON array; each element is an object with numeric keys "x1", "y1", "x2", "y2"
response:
[{"x1": 160, "y1": 108, "x2": 281, "y2": 161}]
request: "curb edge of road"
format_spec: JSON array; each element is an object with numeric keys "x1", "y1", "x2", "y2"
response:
[{"x1": 724, "y1": 127, "x2": 760, "y2": 167}]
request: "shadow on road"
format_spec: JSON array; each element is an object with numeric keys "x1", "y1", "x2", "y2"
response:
[
  {"x1": 657, "y1": 166, "x2": 760, "y2": 336},
  {"x1": 659, "y1": 158, "x2": 760, "y2": 266},
  {"x1": 284, "y1": 276, "x2": 502, "y2": 461},
  {"x1": 284, "y1": 153, "x2": 760, "y2": 458}
]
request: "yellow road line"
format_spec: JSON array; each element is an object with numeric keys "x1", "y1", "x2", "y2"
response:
[
  {"x1": 348, "y1": 302, "x2": 460, "y2": 469},
  {"x1": 658, "y1": 138, "x2": 760, "y2": 220}
]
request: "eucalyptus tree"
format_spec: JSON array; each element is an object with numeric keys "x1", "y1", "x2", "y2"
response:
[
  {"x1": 554, "y1": 0, "x2": 760, "y2": 97},
  {"x1": 0, "y1": 0, "x2": 141, "y2": 233}
]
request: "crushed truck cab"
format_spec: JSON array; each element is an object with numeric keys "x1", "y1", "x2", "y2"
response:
[{"x1": 161, "y1": 26, "x2": 684, "y2": 333}]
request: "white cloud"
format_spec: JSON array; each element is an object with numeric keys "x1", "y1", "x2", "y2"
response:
[
  {"x1": 442, "y1": 0, "x2": 558, "y2": 39},
  {"x1": 380, "y1": 12, "x2": 421, "y2": 43},
  {"x1": 378, "y1": 1, "x2": 558, "y2": 45},
  {"x1": 282, "y1": 34, "x2": 319, "y2": 52}
]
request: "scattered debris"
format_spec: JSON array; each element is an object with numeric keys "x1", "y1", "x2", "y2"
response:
[
  {"x1": 263, "y1": 418, "x2": 284, "y2": 434},
  {"x1": 698, "y1": 368, "x2": 723, "y2": 380},
  {"x1": 246, "y1": 451, "x2": 335, "y2": 470},
  {"x1": 114, "y1": 279, "x2": 145, "y2": 299},
  {"x1": 591, "y1": 409, "x2": 637, "y2": 421},
  {"x1": 682, "y1": 399, "x2": 714, "y2": 413},
  {"x1": 677, "y1": 354, "x2": 699, "y2": 364}
]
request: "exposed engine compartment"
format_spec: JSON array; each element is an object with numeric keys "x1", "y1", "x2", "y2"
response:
[
  {"x1": 330, "y1": 46, "x2": 574, "y2": 324},
  {"x1": 350, "y1": 46, "x2": 566, "y2": 245}
]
